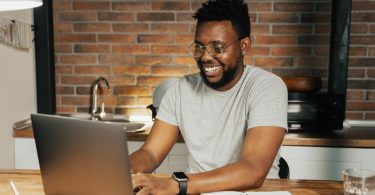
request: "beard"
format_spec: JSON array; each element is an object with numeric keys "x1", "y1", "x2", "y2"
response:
[{"x1": 198, "y1": 57, "x2": 242, "y2": 90}]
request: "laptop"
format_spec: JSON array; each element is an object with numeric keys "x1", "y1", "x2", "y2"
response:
[{"x1": 31, "y1": 113, "x2": 134, "y2": 195}]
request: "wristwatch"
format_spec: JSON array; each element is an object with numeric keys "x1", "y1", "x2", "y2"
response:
[{"x1": 172, "y1": 172, "x2": 189, "y2": 195}]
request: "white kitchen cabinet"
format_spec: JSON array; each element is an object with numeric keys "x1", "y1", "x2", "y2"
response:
[
  {"x1": 154, "y1": 143, "x2": 189, "y2": 174},
  {"x1": 280, "y1": 146, "x2": 375, "y2": 180},
  {"x1": 13, "y1": 139, "x2": 149, "y2": 170},
  {"x1": 153, "y1": 144, "x2": 375, "y2": 178},
  {"x1": 14, "y1": 139, "x2": 189, "y2": 173},
  {"x1": 15, "y1": 138, "x2": 374, "y2": 180},
  {"x1": 14, "y1": 138, "x2": 39, "y2": 169},
  {"x1": 127, "y1": 141, "x2": 189, "y2": 174}
]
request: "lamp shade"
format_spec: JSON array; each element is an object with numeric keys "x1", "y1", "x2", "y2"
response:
[{"x1": 0, "y1": 0, "x2": 43, "y2": 11}]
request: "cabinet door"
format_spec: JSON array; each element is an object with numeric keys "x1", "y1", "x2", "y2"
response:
[
  {"x1": 14, "y1": 138, "x2": 39, "y2": 169},
  {"x1": 14, "y1": 140, "x2": 144, "y2": 170},
  {"x1": 127, "y1": 141, "x2": 144, "y2": 154},
  {"x1": 280, "y1": 146, "x2": 369, "y2": 180},
  {"x1": 127, "y1": 142, "x2": 189, "y2": 174},
  {"x1": 361, "y1": 148, "x2": 375, "y2": 171},
  {"x1": 155, "y1": 143, "x2": 189, "y2": 174},
  {"x1": 14, "y1": 139, "x2": 190, "y2": 172}
]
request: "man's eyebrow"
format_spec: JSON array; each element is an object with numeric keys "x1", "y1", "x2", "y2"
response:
[
  {"x1": 194, "y1": 40, "x2": 203, "y2": 44},
  {"x1": 193, "y1": 40, "x2": 223, "y2": 45}
]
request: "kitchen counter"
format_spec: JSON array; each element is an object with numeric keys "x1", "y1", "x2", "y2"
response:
[
  {"x1": 13, "y1": 126, "x2": 375, "y2": 148},
  {"x1": 283, "y1": 127, "x2": 375, "y2": 148}
]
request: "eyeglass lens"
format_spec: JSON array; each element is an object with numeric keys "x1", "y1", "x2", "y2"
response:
[
  {"x1": 190, "y1": 43, "x2": 222, "y2": 57},
  {"x1": 189, "y1": 40, "x2": 239, "y2": 58}
]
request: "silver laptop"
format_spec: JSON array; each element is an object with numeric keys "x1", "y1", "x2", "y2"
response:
[{"x1": 31, "y1": 114, "x2": 134, "y2": 195}]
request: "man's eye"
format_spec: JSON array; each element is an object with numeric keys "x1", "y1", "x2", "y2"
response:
[
  {"x1": 213, "y1": 45, "x2": 223, "y2": 53},
  {"x1": 194, "y1": 45, "x2": 202, "y2": 50}
]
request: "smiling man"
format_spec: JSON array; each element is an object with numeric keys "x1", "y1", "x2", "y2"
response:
[{"x1": 130, "y1": 0, "x2": 288, "y2": 194}]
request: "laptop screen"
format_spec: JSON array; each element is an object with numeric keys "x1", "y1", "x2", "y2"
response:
[{"x1": 31, "y1": 114, "x2": 134, "y2": 195}]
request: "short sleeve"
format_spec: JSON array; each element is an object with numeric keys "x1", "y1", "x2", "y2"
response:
[
  {"x1": 155, "y1": 84, "x2": 179, "y2": 126},
  {"x1": 247, "y1": 76, "x2": 288, "y2": 131}
]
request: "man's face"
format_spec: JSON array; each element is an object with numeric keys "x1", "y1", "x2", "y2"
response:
[{"x1": 194, "y1": 21, "x2": 244, "y2": 91}]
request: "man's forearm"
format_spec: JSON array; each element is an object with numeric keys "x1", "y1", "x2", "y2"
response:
[
  {"x1": 129, "y1": 149, "x2": 160, "y2": 173},
  {"x1": 185, "y1": 127, "x2": 285, "y2": 194},
  {"x1": 187, "y1": 159, "x2": 269, "y2": 194}
]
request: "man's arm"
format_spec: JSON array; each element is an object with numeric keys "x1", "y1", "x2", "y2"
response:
[
  {"x1": 129, "y1": 119, "x2": 180, "y2": 173},
  {"x1": 132, "y1": 126, "x2": 285, "y2": 194},
  {"x1": 187, "y1": 126, "x2": 285, "y2": 193}
]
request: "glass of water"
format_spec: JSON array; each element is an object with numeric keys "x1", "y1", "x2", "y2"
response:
[{"x1": 342, "y1": 168, "x2": 375, "y2": 195}]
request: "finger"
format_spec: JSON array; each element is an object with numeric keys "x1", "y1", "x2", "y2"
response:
[
  {"x1": 136, "y1": 186, "x2": 151, "y2": 195},
  {"x1": 132, "y1": 173, "x2": 144, "y2": 190},
  {"x1": 132, "y1": 173, "x2": 152, "y2": 192},
  {"x1": 132, "y1": 172, "x2": 144, "y2": 182},
  {"x1": 133, "y1": 186, "x2": 142, "y2": 193}
]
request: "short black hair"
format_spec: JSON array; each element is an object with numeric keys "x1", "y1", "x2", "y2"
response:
[{"x1": 193, "y1": 0, "x2": 251, "y2": 40}]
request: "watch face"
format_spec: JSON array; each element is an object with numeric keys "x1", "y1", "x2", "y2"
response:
[{"x1": 173, "y1": 172, "x2": 188, "y2": 180}]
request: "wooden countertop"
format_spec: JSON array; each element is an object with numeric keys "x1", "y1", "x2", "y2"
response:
[
  {"x1": 13, "y1": 126, "x2": 375, "y2": 148},
  {"x1": 0, "y1": 169, "x2": 344, "y2": 195},
  {"x1": 283, "y1": 127, "x2": 375, "y2": 148}
]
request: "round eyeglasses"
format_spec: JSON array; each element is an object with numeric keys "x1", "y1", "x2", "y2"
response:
[{"x1": 187, "y1": 40, "x2": 240, "y2": 58}]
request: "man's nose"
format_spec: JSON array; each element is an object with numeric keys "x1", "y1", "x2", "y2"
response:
[{"x1": 199, "y1": 48, "x2": 214, "y2": 61}]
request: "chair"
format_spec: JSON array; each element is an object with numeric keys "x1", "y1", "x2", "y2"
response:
[{"x1": 278, "y1": 156, "x2": 290, "y2": 179}]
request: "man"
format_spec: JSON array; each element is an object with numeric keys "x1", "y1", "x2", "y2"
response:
[{"x1": 130, "y1": 0, "x2": 288, "y2": 194}]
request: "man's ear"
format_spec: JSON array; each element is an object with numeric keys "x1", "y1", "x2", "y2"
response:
[{"x1": 240, "y1": 36, "x2": 251, "y2": 55}]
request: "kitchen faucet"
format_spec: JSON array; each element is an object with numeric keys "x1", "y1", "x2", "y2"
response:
[{"x1": 91, "y1": 76, "x2": 110, "y2": 120}]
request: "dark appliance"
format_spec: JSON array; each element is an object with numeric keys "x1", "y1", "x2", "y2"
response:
[{"x1": 287, "y1": 0, "x2": 352, "y2": 131}]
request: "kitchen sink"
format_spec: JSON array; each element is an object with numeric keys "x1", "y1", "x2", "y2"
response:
[{"x1": 58, "y1": 113, "x2": 147, "y2": 133}]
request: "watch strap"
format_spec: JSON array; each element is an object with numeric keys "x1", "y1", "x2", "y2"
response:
[
  {"x1": 172, "y1": 172, "x2": 188, "y2": 195},
  {"x1": 178, "y1": 178, "x2": 187, "y2": 195}
]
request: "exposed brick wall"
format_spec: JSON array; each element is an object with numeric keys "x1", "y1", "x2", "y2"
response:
[{"x1": 53, "y1": 0, "x2": 375, "y2": 120}]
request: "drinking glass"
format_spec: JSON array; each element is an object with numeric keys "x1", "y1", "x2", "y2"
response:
[{"x1": 342, "y1": 168, "x2": 375, "y2": 195}]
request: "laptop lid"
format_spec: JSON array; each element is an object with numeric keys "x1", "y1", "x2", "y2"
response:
[{"x1": 31, "y1": 114, "x2": 134, "y2": 195}]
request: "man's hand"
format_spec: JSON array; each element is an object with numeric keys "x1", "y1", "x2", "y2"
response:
[{"x1": 132, "y1": 173, "x2": 179, "y2": 195}]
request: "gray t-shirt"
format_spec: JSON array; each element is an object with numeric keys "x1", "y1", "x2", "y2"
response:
[{"x1": 156, "y1": 65, "x2": 288, "y2": 178}]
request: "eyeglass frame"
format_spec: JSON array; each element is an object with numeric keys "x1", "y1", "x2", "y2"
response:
[{"x1": 187, "y1": 39, "x2": 241, "y2": 58}]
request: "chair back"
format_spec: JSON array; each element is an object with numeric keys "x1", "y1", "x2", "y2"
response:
[{"x1": 278, "y1": 156, "x2": 290, "y2": 179}]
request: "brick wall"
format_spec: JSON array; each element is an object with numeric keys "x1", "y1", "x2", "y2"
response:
[{"x1": 53, "y1": 0, "x2": 375, "y2": 120}]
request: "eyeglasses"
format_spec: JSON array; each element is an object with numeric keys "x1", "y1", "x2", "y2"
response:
[{"x1": 187, "y1": 40, "x2": 240, "y2": 58}]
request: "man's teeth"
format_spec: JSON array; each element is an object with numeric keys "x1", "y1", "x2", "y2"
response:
[{"x1": 204, "y1": 66, "x2": 220, "y2": 72}]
